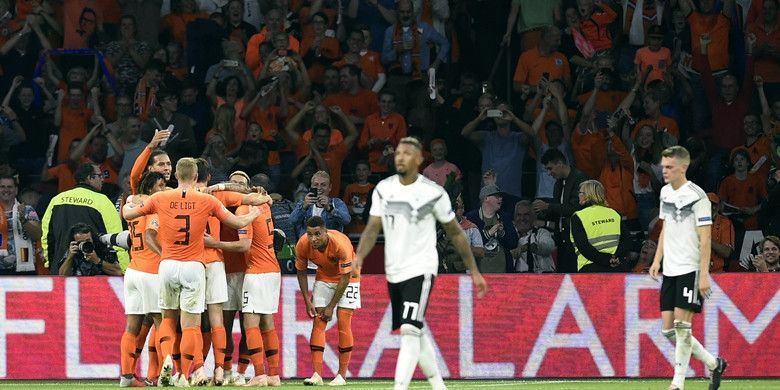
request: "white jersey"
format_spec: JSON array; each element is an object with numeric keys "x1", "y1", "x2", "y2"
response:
[
  {"x1": 369, "y1": 174, "x2": 455, "y2": 283},
  {"x1": 658, "y1": 181, "x2": 712, "y2": 276}
]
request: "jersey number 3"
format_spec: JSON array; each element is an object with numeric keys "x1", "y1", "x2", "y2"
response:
[{"x1": 174, "y1": 215, "x2": 190, "y2": 245}]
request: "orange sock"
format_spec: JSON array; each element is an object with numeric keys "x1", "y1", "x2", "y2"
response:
[
  {"x1": 245, "y1": 327, "x2": 265, "y2": 375},
  {"x1": 158, "y1": 318, "x2": 176, "y2": 361},
  {"x1": 337, "y1": 308, "x2": 354, "y2": 377},
  {"x1": 212, "y1": 326, "x2": 227, "y2": 369},
  {"x1": 223, "y1": 340, "x2": 233, "y2": 371},
  {"x1": 147, "y1": 326, "x2": 160, "y2": 380},
  {"x1": 194, "y1": 329, "x2": 210, "y2": 371},
  {"x1": 238, "y1": 332, "x2": 249, "y2": 374},
  {"x1": 180, "y1": 326, "x2": 202, "y2": 378},
  {"x1": 261, "y1": 328, "x2": 280, "y2": 376},
  {"x1": 120, "y1": 331, "x2": 139, "y2": 376},
  {"x1": 310, "y1": 317, "x2": 327, "y2": 375},
  {"x1": 133, "y1": 323, "x2": 151, "y2": 372},
  {"x1": 173, "y1": 331, "x2": 182, "y2": 374},
  {"x1": 223, "y1": 338, "x2": 233, "y2": 372}
]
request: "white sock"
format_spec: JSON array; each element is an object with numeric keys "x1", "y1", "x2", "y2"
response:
[
  {"x1": 394, "y1": 324, "x2": 421, "y2": 390},
  {"x1": 672, "y1": 320, "x2": 693, "y2": 388},
  {"x1": 663, "y1": 329, "x2": 717, "y2": 371},
  {"x1": 418, "y1": 326, "x2": 446, "y2": 390}
]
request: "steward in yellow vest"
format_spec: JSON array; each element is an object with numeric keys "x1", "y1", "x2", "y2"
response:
[{"x1": 570, "y1": 180, "x2": 630, "y2": 272}]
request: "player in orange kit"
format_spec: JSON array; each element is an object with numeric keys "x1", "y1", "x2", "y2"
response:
[
  {"x1": 119, "y1": 171, "x2": 166, "y2": 387},
  {"x1": 123, "y1": 158, "x2": 259, "y2": 386},
  {"x1": 296, "y1": 216, "x2": 360, "y2": 386},
  {"x1": 194, "y1": 159, "x2": 270, "y2": 385}
]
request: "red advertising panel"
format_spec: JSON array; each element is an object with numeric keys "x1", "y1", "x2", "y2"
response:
[{"x1": 0, "y1": 274, "x2": 778, "y2": 379}]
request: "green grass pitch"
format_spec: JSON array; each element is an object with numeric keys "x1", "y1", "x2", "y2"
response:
[{"x1": 0, "y1": 379, "x2": 778, "y2": 389}]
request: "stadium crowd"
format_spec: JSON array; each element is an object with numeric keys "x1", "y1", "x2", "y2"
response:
[{"x1": 0, "y1": 0, "x2": 779, "y2": 276}]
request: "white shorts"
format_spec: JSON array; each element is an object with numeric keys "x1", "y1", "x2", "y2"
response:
[
  {"x1": 242, "y1": 272, "x2": 281, "y2": 314},
  {"x1": 205, "y1": 262, "x2": 228, "y2": 305},
  {"x1": 223, "y1": 272, "x2": 245, "y2": 311},
  {"x1": 123, "y1": 268, "x2": 160, "y2": 315},
  {"x1": 312, "y1": 280, "x2": 361, "y2": 310},
  {"x1": 158, "y1": 260, "x2": 206, "y2": 314}
]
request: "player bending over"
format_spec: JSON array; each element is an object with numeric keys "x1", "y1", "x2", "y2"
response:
[{"x1": 296, "y1": 216, "x2": 360, "y2": 386}]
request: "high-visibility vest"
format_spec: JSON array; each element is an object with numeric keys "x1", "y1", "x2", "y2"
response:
[{"x1": 571, "y1": 205, "x2": 621, "y2": 270}]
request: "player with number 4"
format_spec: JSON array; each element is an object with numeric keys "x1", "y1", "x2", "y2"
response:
[
  {"x1": 123, "y1": 158, "x2": 260, "y2": 386},
  {"x1": 649, "y1": 146, "x2": 727, "y2": 390},
  {"x1": 295, "y1": 216, "x2": 360, "y2": 386}
]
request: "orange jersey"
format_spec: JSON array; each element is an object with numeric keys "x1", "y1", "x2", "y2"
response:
[
  {"x1": 245, "y1": 203, "x2": 280, "y2": 274},
  {"x1": 222, "y1": 205, "x2": 251, "y2": 274},
  {"x1": 295, "y1": 230, "x2": 354, "y2": 283},
  {"x1": 249, "y1": 106, "x2": 283, "y2": 165},
  {"x1": 47, "y1": 164, "x2": 77, "y2": 193},
  {"x1": 322, "y1": 89, "x2": 379, "y2": 121},
  {"x1": 127, "y1": 213, "x2": 161, "y2": 273},
  {"x1": 359, "y1": 112, "x2": 408, "y2": 173},
  {"x1": 710, "y1": 214, "x2": 734, "y2": 273},
  {"x1": 631, "y1": 116, "x2": 680, "y2": 142},
  {"x1": 333, "y1": 51, "x2": 385, "y2": 82},
  {"x1": 137, "y1": 189, "x2": 231, "y2": 262},
  {"x1": 203, "y1": 191, "x2": 247, "y2": 263}
]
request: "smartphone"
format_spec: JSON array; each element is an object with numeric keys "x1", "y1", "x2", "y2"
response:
[
  {"x1": 308, "y1": 187, "x2": 319, "y2": 197},
  {"x1": 487, "y1": 109, "x2": 503, "y2": 118},
  {"x1": 160, "y1": 124, "x2": 173, "y2": 147}
]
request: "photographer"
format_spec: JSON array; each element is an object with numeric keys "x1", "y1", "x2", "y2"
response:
[
  {"x1": 57, "y1": 223, "x2": 122, "y2": 276},
  {"x1": 289, "y1": 170, "x2": 350, "y2": 239},
  {"x1": 465, "y1": 184, "x2": 518, "y2": 273}
]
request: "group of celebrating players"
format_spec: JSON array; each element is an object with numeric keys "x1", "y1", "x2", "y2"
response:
[{"x1": 117, "y1": 128, "x2": 488, "y2": 389}]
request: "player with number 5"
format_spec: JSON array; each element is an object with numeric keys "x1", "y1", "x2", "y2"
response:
[{"x1": 649, "y1": 146, "x2": 728, "y2": 390}]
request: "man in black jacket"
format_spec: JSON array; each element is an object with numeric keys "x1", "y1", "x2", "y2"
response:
[{"x1": 532, "y1": 149, "x2": 589, "y2": 273}]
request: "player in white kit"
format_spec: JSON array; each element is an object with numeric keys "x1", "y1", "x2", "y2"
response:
[
  {"x1": 353, "y1": 137, "x2": 487, "y2": 390},
  {"x1": 649, "y1": 146, "x2": 727, "y2": 390}
]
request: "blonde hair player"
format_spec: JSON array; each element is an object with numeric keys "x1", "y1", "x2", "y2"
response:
[{"x1": 649, "y1": 146, "x2": 727, "y2": 390}]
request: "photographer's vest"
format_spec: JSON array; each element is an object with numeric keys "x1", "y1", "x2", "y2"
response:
[{"x1": 570, "y1": 205, "x2": 621, "y2": 270}]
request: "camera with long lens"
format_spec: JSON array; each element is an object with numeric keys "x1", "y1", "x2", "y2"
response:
[
  {"x1": 99, "y1": 231, "x2": 131, "y2": 250},
  {"x1": 77, "y1": 241, "x2": 95, "y2": 254}
]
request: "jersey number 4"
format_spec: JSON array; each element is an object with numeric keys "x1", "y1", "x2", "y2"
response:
[{"x1": 683, "y1": 287, "x2": 699, "y2": 304}]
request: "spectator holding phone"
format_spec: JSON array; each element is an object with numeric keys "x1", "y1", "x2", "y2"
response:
[{"x1": 289, "y1": 170, "x2": 351, "y2": 239}]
